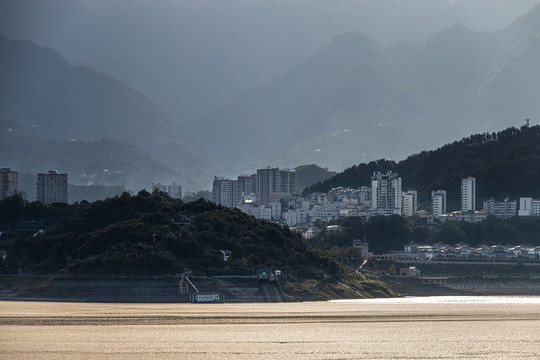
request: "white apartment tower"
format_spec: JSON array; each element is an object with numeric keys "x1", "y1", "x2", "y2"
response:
[
  {"x1": 371, "y1": 171, "x2": 402, "y2": 215},
  {"x1": 402, "y1": 190, "x2": 417, "y2": 216},
  {"x1": 461, "y1": 177, "x2": 476, "y2": 212},
  {"x1": 431, "y1": 190, "x2": 447, "y2": 217}
]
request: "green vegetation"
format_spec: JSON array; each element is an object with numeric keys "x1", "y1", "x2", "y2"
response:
[
  {"x1": 0, "y1": 192, "x2": 398, "y2": 299},
  {"x1": 303, "y1": 125, "x2": 540, "y2": 209},
  {"x1": 312, "y1": 215, "x2": 540, "y2": 255},
  {"x1": 0, "y1": 192, "x2": 354, "y2": 283},
  {"x1": 294, "y1": 164, "x2": 337, "y2": 192}
]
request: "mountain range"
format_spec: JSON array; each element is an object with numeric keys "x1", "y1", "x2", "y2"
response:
[
  {"x1": 0, "y1": 34, "x2": 218, "y2": 191},
  {"x1": 1, "y1": 1, "x2": 540, "y2": 193},
  {"x1": 191, "y1": 4, "x2": 540, "y2": 173}
]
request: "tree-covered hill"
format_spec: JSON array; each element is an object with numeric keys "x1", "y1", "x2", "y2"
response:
[
  {"x1": 1, "y1": 192, "x2": 396, "y2": 299},
  {"x1": 1, "y1": 192, "x2": 302, "y2": 274},
  {"x1": 304, "y1": 125, "x2": 540, "y2": 209},
  {"x1": 294, "y1": 164, "x2": 337, "y2": 192}
]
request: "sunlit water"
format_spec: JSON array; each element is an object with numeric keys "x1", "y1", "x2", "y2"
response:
[{"x1": 1, "y1": 296, "x2": 539, "y2": 359}]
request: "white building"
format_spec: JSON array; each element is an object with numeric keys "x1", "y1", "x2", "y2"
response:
[
  {"x1": 268, "y1": 201, "x2": 282, "y2": 220},
  {"x1": 518, "y1": 197, "x2": 532, "y2": 216},
  {"x1": 282, "y1": 210, "x2": 297, "y2": 227},
  {"x1": 431, "y1": 190, "x2": 447, "y2": 217},
  {"x1": 259, "y1": 204, "x2": 272, "y2": 220},
  {"x1": 532, "y1": 199, "x2": 540, "y2": 216},
  {"x1": 449, "y1": 210, "x2": 487, "y2": 223},
  {"x1": 483, "y1": 197, "x2": 517, "y2": 219},
  {"x1": 518, "y1": 197, "x2": 540, "y2": 217},
  {"x1": 355, "y1": 186, "x2": 372, "y2": 206},
  {"x1": 371, "y1": 170, "x2": 402, "y2": 215},
  {"x1": 237, "y1": 203, "x2": 261, "y2": 219},
  {"x1": 310, "y1": 192, "x2": 328, "y2": 204},
  {"x1": 309, "y1": 205, "x2": 340, "y2": 222},
  {"x1": 402, "y1": 190, "x2": 417, "y2": 217},
  {"x1": 461, "y1": 177, "x2": 476, "y2": 212}
]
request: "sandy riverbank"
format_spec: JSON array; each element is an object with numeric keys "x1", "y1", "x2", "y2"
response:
[{"x1": 1, "y1": 297, "x2": 539, "y2": 359}]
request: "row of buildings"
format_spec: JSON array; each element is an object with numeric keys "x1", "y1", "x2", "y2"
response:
[
  {"x1": 2, "y1": 168, "x2": 185, "y2": 204},
  {"x1": 383, "y1": 242, "x2": 540, "y2": 261},
  {"x1": 212, "y1": 167, "x2": 297, "y2": 207},
  {"x1": 212, "y1": 168, "x2": 539, "y2": 227},
  {"x1": 1, "y1": 168, "x2": 68, "y2": 204}
]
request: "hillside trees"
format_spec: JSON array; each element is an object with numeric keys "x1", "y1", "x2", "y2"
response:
[
  {"x1": 303, "y1": 125, "x2": 540, "y2": 209},
  {"x1": 1, "y1": 191, "x2": 313, "y2": 274}
]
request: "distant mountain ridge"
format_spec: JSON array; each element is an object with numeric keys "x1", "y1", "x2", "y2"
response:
[
  {"x1": 303, "y1": 125, "x2": 540, "y2": 210},
  {"x1": 189, "y1": 3, "x2": 540, "y2": 173},
  {"x1": 3, "y1": 0, "x2": 535, "y2": 123},
  {"x1": 0, "y1": 34, "x2": 218, "y2": 191},
  {"x1": 2, "y1": 1, "x2": 540, "y2": 191}
]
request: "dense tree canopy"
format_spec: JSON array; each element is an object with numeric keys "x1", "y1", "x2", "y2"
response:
[
  {"x1": 313, "y1": 215, "x2": 540, "y2": 254},
  {"x1": 304, "y1": 125, "x2": 540, "y2": 209},
  {"x1": 1, "y1": 191, "x2": 317, "y2": 275}
]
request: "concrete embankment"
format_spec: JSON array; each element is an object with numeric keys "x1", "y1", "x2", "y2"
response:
[
  {"x1": 0, "y1": 274, "x2": 265, "y2": 303},
  {"x1": 445, "y1": 276, "x2": 540, "y2": 295}
]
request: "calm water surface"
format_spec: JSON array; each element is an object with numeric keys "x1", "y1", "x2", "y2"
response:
[{"x1": 1, "y1": 296, "x2": 539, "y2": 359}]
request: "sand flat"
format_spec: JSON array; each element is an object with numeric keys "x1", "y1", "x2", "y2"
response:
[{"x1": 1, "y1": 297, "x2": 539, "y2": 359}]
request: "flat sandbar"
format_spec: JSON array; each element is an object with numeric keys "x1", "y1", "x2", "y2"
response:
[{"x1": 1, "y1": 297, "x2": 540, "y2": 359}]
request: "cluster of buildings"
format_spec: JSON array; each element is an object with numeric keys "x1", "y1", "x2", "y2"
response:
[
  {"x1": 383, "y1": 242, "x2": 540, "y2": 261},
  {"x1": 212, "y1": 166, "x2": 297, "y2": 208},
  {"x1": 2, "y1": 168, "x2": 187, "y2": 205},
  {"x1": 1, "y1": 168, "x2": 68, "y2": 204},
  {"x1": 210, "y1": 167, "x2": 540, "y2": 232}
]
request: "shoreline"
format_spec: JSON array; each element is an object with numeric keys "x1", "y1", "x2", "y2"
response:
[{"x1": 2, "y1": 273, "x2": 540, "y2": 303}]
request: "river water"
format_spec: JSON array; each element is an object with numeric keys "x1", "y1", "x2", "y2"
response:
[{"x1": 1, "y1": 296, "x2": 539, "y2": 359}]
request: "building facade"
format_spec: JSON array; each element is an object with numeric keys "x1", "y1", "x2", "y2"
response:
[
  {"x1": 483, "y1": 197, "x2": 517, "y2": 219},
  {"x1": 461, "y1": 177, "x2": 476, "y2": 212},
  {"x1": 431, "y1": 190, "x2": 447, "y2": 217},
  {"x1": 212, "y1": 177, "x2": 240, "y2": 208},
  {"x1": 256, "y1": 167, "x2": 296, "y2": 204},
  {"x1": 371, "y1": 171, "x2": 402, "y2": 215},
  {"x1": 519, "y1": 197, "x2": 540, "y2": 217},
  {"x1": 402, "y1": 190, "x2": 417, "y2": 216},
  {"x1": 0, "y1": 168, "x2": 18, "y2": 200},
  {"x1": 36, "y1": 170, "x2": 68, "y2": 204}
]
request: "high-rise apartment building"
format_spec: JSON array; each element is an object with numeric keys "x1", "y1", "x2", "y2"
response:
[
  {"x1": 152, "y1": 182, "x2": 182, "y2": 199},
  {"x1": 256, "y1": 167, "x2": 296, "y2": 204},
  {"x1": 371, "y1": 171, "x2": 402, "y2": 215},
  {"x1": 36, "y1": 170, "x2": 68, "y2": 204},
  {"x1": 431, "y1": 190, "x2": 447, "y2": 217},
  {"x1": 237, "y1": 174, "x2": 256, "y2": 199},
  {"x1": 0, "y1": 168, "x2": 18, "y2": 200},
  {"x1": 212, "y1": 177, "x2": 239, "y2": 208},
  {"x1": 461, "y1": 177, "x2": 476, "y2": 212},
  {"x1": 401, "y1": 190, "x2": 417, "y2": 216}
]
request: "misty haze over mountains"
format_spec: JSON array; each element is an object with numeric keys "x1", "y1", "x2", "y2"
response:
[{"x1": 1, "y1": 0, "x2": 540, "y2": 192}]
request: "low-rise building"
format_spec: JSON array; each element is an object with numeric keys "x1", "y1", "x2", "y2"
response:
[{"x1": 483, "y1": 197, "x2": 517, "y2": 218}]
